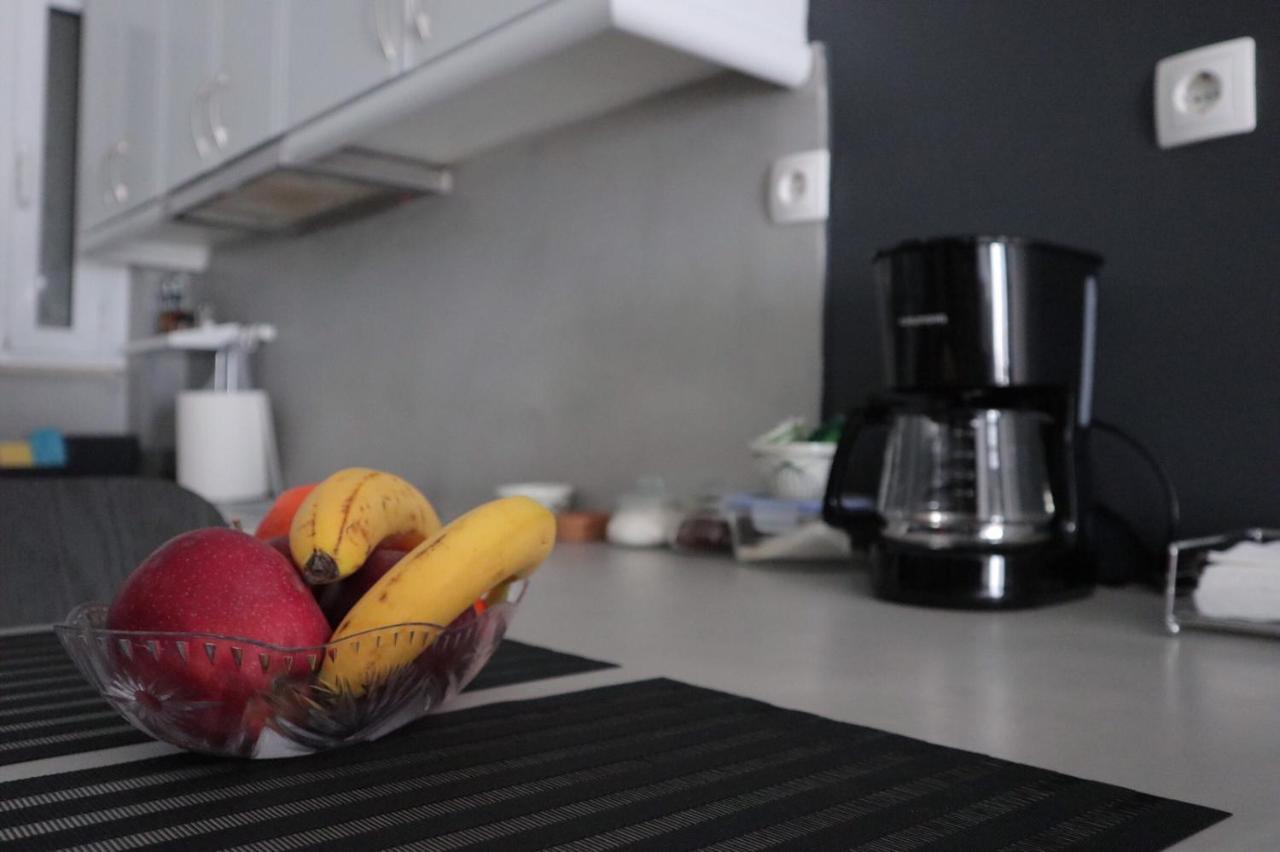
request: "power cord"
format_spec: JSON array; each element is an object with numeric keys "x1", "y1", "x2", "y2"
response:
[{"x1": 1092, "y1": 418, "x2": 1181, "y2": 564}]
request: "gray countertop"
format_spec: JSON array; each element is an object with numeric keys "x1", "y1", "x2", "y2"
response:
[{"x1": 508, "y1": 544, "x2": 1279, "y2": 850}]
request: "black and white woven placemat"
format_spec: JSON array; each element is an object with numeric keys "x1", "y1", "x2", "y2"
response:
[
  {"x1": 0, "y1": 630, "x2": 614, "y2": 768},
  {"x1": 0, "y1": 678, "x2": 1227, "y2": 851}
]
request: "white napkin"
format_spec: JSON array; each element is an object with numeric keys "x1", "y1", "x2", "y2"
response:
[{"x1": 1193, "y1": 540, "x2": 1280, "y2": 621}]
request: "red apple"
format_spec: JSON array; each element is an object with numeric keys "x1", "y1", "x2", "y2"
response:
[
  {"x1": 106, "y1": 528, "x2": 331, "y2": 751},
  {"x1": 313, "y1": 547, "x2": 407, "y2": 629}
]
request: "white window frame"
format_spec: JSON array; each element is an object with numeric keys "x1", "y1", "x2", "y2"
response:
[{"x1": 1, "y1": 0, "x2": 127, "y2": 372}]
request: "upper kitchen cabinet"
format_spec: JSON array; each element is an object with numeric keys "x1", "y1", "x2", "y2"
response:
[
  {"x1": 166, "y1": 0, "x2": 288, "y2": 189},
  {"x1": 2, "y1": 0, "x2": 128, "y2": 369},
  {"x1": 76, "y1": 0, "x2": 166, "y2": 232},
  {"x1": 288, "y1": 1, "x2": 551, "y2": 126},
  {"x1": 80, "y1": 0, "x2": 812, "y2": 267},
  {"x1": 399, "y1": 0, "x2": 552, "y2": 70},
  {"x1": 287, "y1": 0, "x2": 403, "y2": 126},
  {"x1": 284, "y1": 0, "x2": 813, "y2": 168}
]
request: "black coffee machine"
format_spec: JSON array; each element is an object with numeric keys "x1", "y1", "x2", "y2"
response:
[{"x1": 823, "y1": 236, "x2": 1102, "y2": 608}]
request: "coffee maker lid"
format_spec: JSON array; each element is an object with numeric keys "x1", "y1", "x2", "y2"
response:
[{"x1": 873, "y1": 235, "x2": 1103, "y2": 267}]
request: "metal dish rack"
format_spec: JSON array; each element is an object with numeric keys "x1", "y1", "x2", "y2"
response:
[{"x1": 1165, "y1": 528, "x2": 1280, "y2": 637}]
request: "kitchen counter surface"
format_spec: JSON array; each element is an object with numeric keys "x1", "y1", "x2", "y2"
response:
[
  {"x1": 2, "y1": 544, "x2": 1273, "y2": 848},
  {"x1": 509, "y1": 544, "x2": 1278, "y2": 850}
]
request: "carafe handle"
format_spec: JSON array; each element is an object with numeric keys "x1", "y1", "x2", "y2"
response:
[{"x1": 822, "y1": 405, "x2": 887, "y2": 541}]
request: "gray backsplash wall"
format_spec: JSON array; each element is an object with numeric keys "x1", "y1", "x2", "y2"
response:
[
  {"x1": 0, "y1": 370, "x2": 124, "y2": 436},
  {"x1": 198, "y1": 57, "x2": 829, "y2": 513}
]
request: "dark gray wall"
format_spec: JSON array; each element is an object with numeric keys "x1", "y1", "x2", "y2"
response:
[{"x1": 812, "y1": 0, "x2": 1280, "y2": 536}]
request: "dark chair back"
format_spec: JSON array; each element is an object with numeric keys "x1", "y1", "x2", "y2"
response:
[{"x1": 0, "y1": 478, "x2": 225, "y2": 626}]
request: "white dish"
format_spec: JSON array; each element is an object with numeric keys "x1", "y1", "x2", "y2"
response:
[{"x1": 495, "y1": 482, "x2": 574, "y2": 512}]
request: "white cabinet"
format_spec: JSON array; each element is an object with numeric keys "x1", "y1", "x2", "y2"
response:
[
  {"x1": 166, "y1": 0, "x2": 285, "y2": 189},
  {"x1": 401, "y1": 0, "x2": 549, "y2": 70},
  {"x1": 287, "y1": 0, "x2": 548, "y2": 125},
  {"x1": 75, "y1": 0, "x2": 122, "y2": 232},
  {"x1": 116, "y1": 3, "x2": 168, "y2": 216},
  {"x1": 77, "y1": 0, "x2": 813, "y2": 265},
  {"x1": 217, "y1": 1, "x2": 288, "y2": 161},
  {"x1": 76, "y1": 0, "x2": 166, "y2": 231},
  {"x1": 287, "y1": 0, "x2": 402, "y2": 126},
  {"x1": 164, "y1": 2, "x2": 218, "y2": 189},
  {"x1": 3, "y1": 0, "x2": 128, "y2": 369}
]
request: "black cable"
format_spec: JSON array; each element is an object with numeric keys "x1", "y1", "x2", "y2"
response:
[
  {"x1": 1091, "y1": 501, "x2": 1161, "y2": 586},
  {"x1": 1092, "y1": 419, "x2": 1181, "y2": 552}
]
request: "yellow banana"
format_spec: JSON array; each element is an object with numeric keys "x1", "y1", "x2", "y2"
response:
[
  {"x1": 289, "y1": 468, "x2": 441, "y2": 585},
  {"x1": 321, "y1": 496, "x2": 556, "y2": 694}
]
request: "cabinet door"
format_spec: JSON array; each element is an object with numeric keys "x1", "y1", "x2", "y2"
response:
[
  {"x1": 287, "y1": 0, "x2": 402, "y2": 126},
  {"x1": 402, "y1": 0, "x2": 548, "y2": 69},
  {"x1": 76, "y1": 0, "x2": 124, "y2": 232},
  {"x1": 10, "y1": 1, "x2": 128, "y2": 366},
  {"x1": 78, "y1": 0, "x2": 166, "y2": 229},
  {"x1": 164, "y1": 1, "x2": 217, "y2": 189},
  {"x1": 116, "y1": 2, "x2": 167, "y2": 213},
  {"x1": 213, "y1": 0, "x2": 286, "y2": 162}
]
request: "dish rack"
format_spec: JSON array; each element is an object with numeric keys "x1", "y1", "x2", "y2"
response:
[{"x1": 1165, "y1": 528, "x2": 1280, "y2": 637}]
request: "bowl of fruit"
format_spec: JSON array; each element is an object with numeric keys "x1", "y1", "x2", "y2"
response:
[{"x1": 54, "y1": 468, "x2": 557, "y2": 758}]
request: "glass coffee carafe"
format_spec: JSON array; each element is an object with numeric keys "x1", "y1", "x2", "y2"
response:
[
  {"x1": 824, "y1": 388, "x2": 1084, "y2": 608},
  {"x1": 876, "y1": 405, "x2": 1057, "y2": 550}
]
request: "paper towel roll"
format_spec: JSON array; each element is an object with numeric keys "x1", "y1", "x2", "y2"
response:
[{"x1": 177, "y1": 390, "x2": 275, "y2": 503}]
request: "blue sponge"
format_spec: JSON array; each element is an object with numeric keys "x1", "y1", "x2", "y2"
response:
[{"x1": 28, "y1": 428, "x2": 67, "y2": 467}]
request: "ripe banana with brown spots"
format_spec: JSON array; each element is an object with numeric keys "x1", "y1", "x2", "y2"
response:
[
  {"x1": 289, "y1": 468, "x2": 441, "y2": 585},
  {"x1": 320, "y1": 496, "x2": 556, "y2": 694}
]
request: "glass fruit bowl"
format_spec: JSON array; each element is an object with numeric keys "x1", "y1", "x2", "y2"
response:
[{"x1": 53, "y1": 580, "x2": 525, "y2": 759}]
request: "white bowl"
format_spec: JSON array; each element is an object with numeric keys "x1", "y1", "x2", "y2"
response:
[
  {"x1": 495, "y1": 482, "x2": 574, "y2": 513},
  {"x1": 750, "y1": 442, "x2": 836, "y2": 501}
]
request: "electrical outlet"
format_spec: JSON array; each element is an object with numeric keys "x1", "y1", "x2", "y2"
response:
[
  {"x1": 1155, "y1": 37, "x2": 1256, "y2": 149},
  {"x1": 768, "y1": 149, "x2": 829, "y2": 224}
]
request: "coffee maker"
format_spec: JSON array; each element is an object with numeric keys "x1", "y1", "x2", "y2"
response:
[{"x1": 823, "y1": 236, "x2": 1102, "y2": 608}]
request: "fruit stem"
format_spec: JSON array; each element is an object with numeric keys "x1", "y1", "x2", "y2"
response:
[{"x1": 303, "y1": 552, "x2": 340, "y2": 584}]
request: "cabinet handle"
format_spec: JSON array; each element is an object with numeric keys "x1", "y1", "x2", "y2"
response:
[
  {"x1": 190, "y1": 84, "x2": 214, "y2": 160},
  {"x1": 409, "y1": 0, "x2": 431, "y2": 41},
  {"x1": 99, "y1": 145, "x2": 116, "y2": 206},
  {"x1": 209, "y1": 72, "x2": 231, "y2": 151},
  {"x1": 109, "y1": 140, "x2": 129, "y2": 205},
  {"x1": 373, "y1": 0, "x2": 399, "y2": 63}
]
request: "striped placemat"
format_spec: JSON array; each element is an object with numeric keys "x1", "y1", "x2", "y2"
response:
[
  {"x1": 0, "y1": 630, "x2": 614, "y2": 768},
  {"x1": 0, "y1": 678, "x2": 1227, "y2": 851}
]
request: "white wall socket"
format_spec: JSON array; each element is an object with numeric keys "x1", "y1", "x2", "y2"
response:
[
  {"x1": 1155, "y1": 37, "x2": 1256, "y2": 149},
  {"x1": 768, "y1": 149, "x2": 829, "y2": 225}
]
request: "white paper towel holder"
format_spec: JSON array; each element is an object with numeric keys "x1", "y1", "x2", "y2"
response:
[{"x1": 143, "y1": 323, "x2": 283, "y2": 503}]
